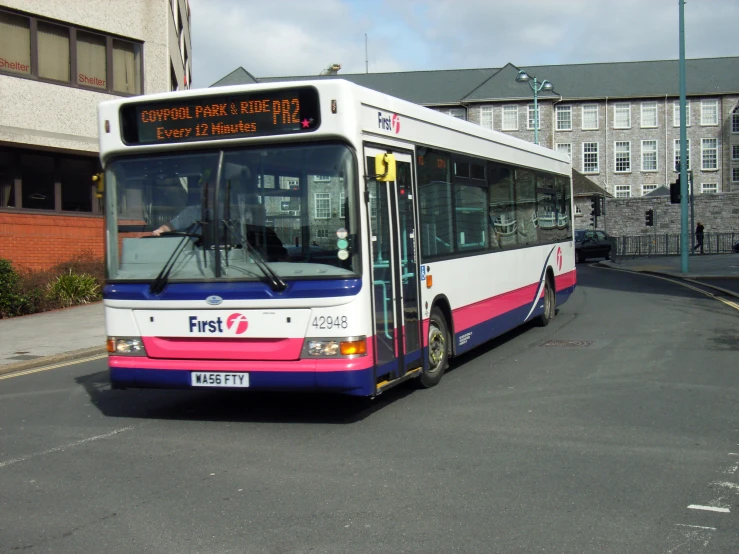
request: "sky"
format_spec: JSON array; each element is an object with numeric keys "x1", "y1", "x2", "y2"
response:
[{"x1": 189, "y1": 0, "x2": 739, "y2": 89}]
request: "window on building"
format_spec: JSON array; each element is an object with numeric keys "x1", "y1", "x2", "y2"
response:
[
  {"x1": 339, "y1": 191, "x2": 346, "y2": 218},
  {"x1": 527, "y1": 105, "x2": 540, "y2": 130},
  {"x1": 641, "y1": 102, "x2": 658, "y2": 128},
  {"x1": 733, "y1": 107, "x2": 739, "y2": 133},
  {"x1": 20, "y1": 153, "x2": 55, "y2": 211},
  {"x1": 641, "y1": 140, "x2": 658, "y2": 171},
  {"x1": 556, "y1": 105, "x2": 572, "y2": 131},
  {"x1": 674, "y1": 139, "x2": 691, "y2": 171},
  {"x1": 314, "y1": 192, "x2": 331, "y2": 219},
  {"x1": 0, "y1": 150, "x2": 15, "y2": 208},
  {"x1": 614, "y1": 103, "x2": 631, "y2": 128},
  {"x1": 583, "y1": 142, "x2": 599, "y2": 173},
  {"x1": 438, "y1": 107, "x2": 466, "y2": 120},
  {"x1": 701, "y1": 138, "x2": 718, "y2": 170},
  {"x1": 113, "y1": 39, "x2": 142, "y2": 94},
  {"x1": 60, "y1": 158, "x2": 94, "y2": 212},
  {"x1": 479, "y1": 106, "x2": 493, "y2": 129},
  {"x1": 733, "y1": 145, "x2": 739, "y2": 160},
  {"x1": 701, "y1": 183, "x2": 718, "y2": 194},
  {"x1": 615, "y1": 141, "x2": 631, "y2": 172},
  {"x1": 0, "y1": 8, "x2": 143, "y2": 95},
  {"x1": 556, "y1": 143, "x2": 572, "y2": 160},
  {"x1": 732, "y1": 168, "x2": 739, "y2": 183},
  {"x1": 502, "y1": 106, "x2": 518, "y2": 130},
  {"x1": 77, "y1": 31, "x2": 107, "y2": 89},
  {"x1": 38, "y1": 22, "x2": 69, "y2": 82},
  {"x1": 0, "y1": 10, "x2": 31, "y2": 76},
  {"x1": 170, "y1": 63, "x2": 178, "y2": 91},
  {"x1": 700, "y1": 99, "x2": 719, "y2": 126},
  {"x1": 642, "y1": 184, "x2": 658, "y2": 196},
  {"x1": 615, "y1": 185, "x2": 631, "y2": 198},
  {"x1": 582, "y1": 105, "x2": 598, "y2": 130},
  {"x1": 674, "y1": 101, "x2": 691, "y2": 127}
]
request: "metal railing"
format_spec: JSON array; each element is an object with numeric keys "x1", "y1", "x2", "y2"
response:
[{"x1": 612, "y1": 232, "x2": 739, "y2": 259}]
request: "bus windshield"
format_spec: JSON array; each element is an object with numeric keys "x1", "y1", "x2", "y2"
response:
[{"x1": 105, "y1": 142, "x2": 360, "y2": 282}]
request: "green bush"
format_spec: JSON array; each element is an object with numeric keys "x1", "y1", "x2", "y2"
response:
[
  {"x1": 0, "y1": 258, "x2": 22, "y2": 318},
  {"x1": 47, "y1": 270, "x2": 101, "y2": 308}
]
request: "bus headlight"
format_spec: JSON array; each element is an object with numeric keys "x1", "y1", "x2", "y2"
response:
[
  {"x1": 107, "y1": 337, "x2": 146, "y2": 356},
  {"x1": 304, "y1": 337, "x2": 367, "y2": 358}
]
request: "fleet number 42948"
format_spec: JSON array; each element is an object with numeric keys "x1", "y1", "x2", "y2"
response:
[{"x1": 312, "y1": 316, "x2": 348, "y2": 330}]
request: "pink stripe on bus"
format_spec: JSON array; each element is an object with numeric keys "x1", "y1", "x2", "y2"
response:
[{"x1": 142, "y1": 336, "x2": 304, "y2": 361}]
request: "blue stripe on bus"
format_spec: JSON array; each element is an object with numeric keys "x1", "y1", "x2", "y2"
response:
[
  {"x1": 104, "y1": 278, "x2": 362, "y2": 301},
  {"x1": 110, "y1": 365, "x2": 376, "y2": 396}
]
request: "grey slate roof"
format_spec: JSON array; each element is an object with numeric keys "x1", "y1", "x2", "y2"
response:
[
  {"x1": 211, "y1": 57, "x2": 739, "y2": 106},
  {"x1": 572, "y1": 170, "x2": 611, "y2": 198},
  {"x1": 645, "y1": 186, "x2": 670, "y2": 197}
]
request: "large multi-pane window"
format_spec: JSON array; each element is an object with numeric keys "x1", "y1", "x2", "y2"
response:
[
  {"x1": 526, "y1": 105, "x2": 542, "y2": 130},
  {"x1": 556, "y1": 143, "x2": 572, "y2": 160},
  {"x1": 732, "y1": 168, "x2": 739, "y2": 183},
  {"x1": 314, "y1": 193, "x2": 331, "y2": 219},
  {"x1": 701, "y1": 183, "x2": 718, "y2": 194},
  {"x1": 641, "y1": 102, "x2": 657, "y2": 128},
  {"x1": 615, "y1": 185, "x2": 631, "y2": 198},
  {"x1": 502, "y1": 106, "x2": 518, "y2": 130},
  {"x1": 733, "y1": 145, "x2": 739, "y2": 160},
  {"x1": 438, "y1": 107, "x2": 466, "y2": 120},
  {"x1": 673, "y1": 101, "x2": 691, "y2": 127},
  {"x1": 583, "y1": 142, "x2": 599, "y2": 173},
  {"x1": 700, "y1": 99, "x2": 719, "y2": 126},
  {"x1": 641, "y1": 140, "x2": 658, "y2": 171},
  {"x1": 733, "y1": 107, "x2": 739, "y2": 133},
  {"x1": 614, "y1": 103, "x2": 631, "y2": 128},
  {"x1": 582, "y1": 105, "x2": 598, "y2": 130},
  {"x1": 0, "y1": 8, "x2": 142, "y2": 95},
  {"x1": 701, "y1": 138, "x2": 718, "y2": 170},
  {"x1": 556, "y1": 105, "x2": 572, "y2": 130},
  {"x1": 642, "y1": 184, "x2": 658, "y2": 196},
  {"x1": 674, "y1": 139, "x2": 691, "y2": 171},
  {"x1": 615, "y1": 142, "x2": 631, "y2": 172},
  {"x1": 479, "y1": 106, "x2": 493, "y2": 129}
]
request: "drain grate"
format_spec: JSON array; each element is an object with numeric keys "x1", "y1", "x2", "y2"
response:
[{"x1": 541, "y1": 339, "x2": 594, "y2": 348}]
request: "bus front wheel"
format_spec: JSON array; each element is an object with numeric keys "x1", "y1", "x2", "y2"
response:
[{"x1": 419, "y1": 308, "x2": 449, "y2": 388}]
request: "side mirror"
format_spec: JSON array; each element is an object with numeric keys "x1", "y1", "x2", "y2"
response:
[{"x1": 374, "y1": 153, "x2": 396, "y2": 182}]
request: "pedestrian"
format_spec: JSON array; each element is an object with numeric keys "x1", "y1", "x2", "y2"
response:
[{"x1": 692, "y1": 221, "x2": 704, "y2": 254}]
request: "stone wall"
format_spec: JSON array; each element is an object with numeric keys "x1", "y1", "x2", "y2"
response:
[{"x1": 574, "y1": 192, "x2": 739, "y2": 236}]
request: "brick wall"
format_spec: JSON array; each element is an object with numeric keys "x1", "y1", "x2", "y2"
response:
[{"x1": 0, "y1": 212, "x2": 104, "y2": 270}]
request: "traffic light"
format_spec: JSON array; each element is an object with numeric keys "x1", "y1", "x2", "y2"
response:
[
  {"x1": 645, "y1": 208, "x2": 654, "y2": 227},
  {"x1": 92, "y1": 172, "x2": 104, "y2": 199},
  {"x1": 670, "y1": 175, "x2": 681, "y2": 204},
  {"x1": 589, "y1": 197, "x2": 598, "y2": 227}
]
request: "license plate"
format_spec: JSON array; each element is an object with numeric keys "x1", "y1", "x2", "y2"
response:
[{"x1": 191, "y1": 372, "x2": 249, "y2": 388}]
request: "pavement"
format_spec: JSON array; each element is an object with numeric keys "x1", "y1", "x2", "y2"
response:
[{"x1": 1, "y1": 253, "x2": 738, "y2": 377}]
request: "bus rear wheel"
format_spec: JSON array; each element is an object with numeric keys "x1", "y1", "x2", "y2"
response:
[
  {"x1": 537, "y1": 278, "x2": 556, "y2": 327},
  {"x1": 419, "y1": 308, "x2": 449, "y2": 388}
]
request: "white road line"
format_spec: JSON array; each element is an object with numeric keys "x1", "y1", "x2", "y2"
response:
[
  {"x1": 0, "y1": 425, "x2": 139, "y2": 469},
  {"x1": 0, "y1": 355, "x2": 107, "y2": 381},
  {"x1": 687, "y1": 505, "x2": 730, "y2": 513},
  {"x1": 712, "y1": 481, "x2": 739, "y2": 491},
  {"x1": 675, "y1": 524, "x2": 717, "y2": 531}
]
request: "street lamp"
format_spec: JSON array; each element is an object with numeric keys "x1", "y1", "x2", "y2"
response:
[{"x1": 515, "y1": 69, "x2": 554, "y2": 145}]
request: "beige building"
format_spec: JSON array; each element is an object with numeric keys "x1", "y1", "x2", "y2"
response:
[{"x1": 0, "y1": 0, "x2": 192, "y2": 269}]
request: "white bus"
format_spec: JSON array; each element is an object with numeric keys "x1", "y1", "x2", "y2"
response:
[{"x1": 99, "y1": 79, "x2": 575, "y2": 397}]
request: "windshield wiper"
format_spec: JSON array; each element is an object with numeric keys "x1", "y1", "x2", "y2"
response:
[
  {"x1": 149, "y1": 222, "x2": 199, "y2": 294},
  {"x1": 221, "y1": 219, "x2": 287, "y2": 292}
]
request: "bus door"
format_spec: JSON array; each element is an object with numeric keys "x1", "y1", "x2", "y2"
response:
[{"x1": 364, "y1": 147, "x2": 422, "y2": 388}]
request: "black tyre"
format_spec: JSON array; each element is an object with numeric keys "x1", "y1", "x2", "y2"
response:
[
  {"x1": 419, "y1": 307, "x2": 449, "y2": 388},
  {"x1": 536, "y1": 278, "x2": 556, "y2": 327}
]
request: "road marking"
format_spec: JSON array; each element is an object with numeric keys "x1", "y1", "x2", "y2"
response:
[
  {"x1": 594, "y1": 264, "x2": 739, "y2": 313},
  {"x1": 712, "y1": 481, "x2": 739, "y2": 491},
  {"x1": 674, "y1": 524, "x2": 716, "y2": 531},
  {"x1": 0, "y1": 425, "x2": 139, "y2": 469},
  {"x1": 687, "y1": 505, "x2": 730, "y2": 513},
  {"x1": 0, "y1": 354, "x2": 107, "y2": 381}
]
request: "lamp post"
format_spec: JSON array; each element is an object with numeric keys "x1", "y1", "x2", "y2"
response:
[{"x1": 515, "y1": 69, "x2": 554, "y2": 145}]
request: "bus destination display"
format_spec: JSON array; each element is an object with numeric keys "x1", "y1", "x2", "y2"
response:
[{"x1": 120, "y1": 87, "x2": 320, "y2": 145}]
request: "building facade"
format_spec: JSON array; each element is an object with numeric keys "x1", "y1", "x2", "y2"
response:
[
  {"x1": 216, "y1": 58, "x2": 739, "y2": 200},
  {"x1": 0, "y1": 0, "x2": 191, "y2": 269}
]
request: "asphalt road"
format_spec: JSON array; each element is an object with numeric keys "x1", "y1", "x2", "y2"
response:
[{"x1": 1, "y1": 265, "x2": 737, "y2": 553}]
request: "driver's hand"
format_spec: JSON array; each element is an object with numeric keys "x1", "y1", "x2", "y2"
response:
[{"x1": 152, "y1": 225, "x2": 171, "y2": 236}]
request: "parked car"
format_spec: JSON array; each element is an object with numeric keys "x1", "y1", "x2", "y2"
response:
[{"x1": 575, "y1": 229, "x2": 612, "y2": 263}]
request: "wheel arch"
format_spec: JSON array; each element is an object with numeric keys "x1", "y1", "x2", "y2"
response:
[{"x1": 429, "y1": 294, "x2": 455, "y2": 357}]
